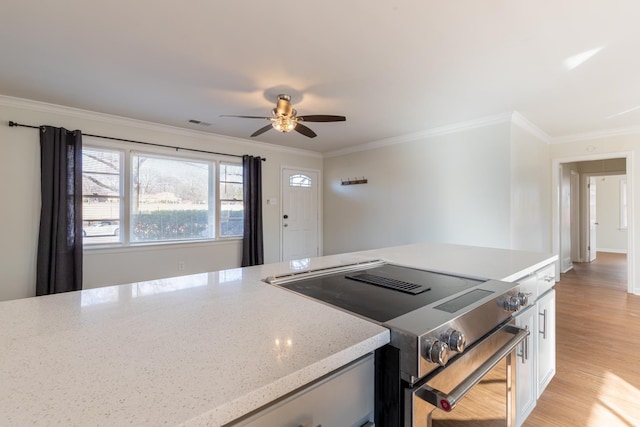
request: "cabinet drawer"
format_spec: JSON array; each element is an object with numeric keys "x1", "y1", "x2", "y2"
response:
[
  {"x1": 536, "y1": 264, "x2": 556, "y2": 294},
  {"x1": 231, "y1": 354, "x2": 374, "y2": 427}
]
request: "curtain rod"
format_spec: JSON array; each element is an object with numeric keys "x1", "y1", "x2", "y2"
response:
[{"x1": 7, "y1": 121, "x2": 266, "y2": 161}]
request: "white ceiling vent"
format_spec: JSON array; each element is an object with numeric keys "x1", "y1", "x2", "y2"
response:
[{"x1": 188, "y1": 119, "x2": 211, "y2": 126}]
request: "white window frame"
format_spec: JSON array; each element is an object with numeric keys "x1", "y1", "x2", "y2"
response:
[
  {"x1": 218, "y1": 162, "x2": 244, "y2": 238},
  {"x1": 620, "y1": 178, "x2": 628, "y2": 230},
  {"x1": 82, "y1": 146, "x2": 125, "y2": 246},
  {"x1": 289, "y1": 173, "x2": 312, "y2": 187},
  {"x1": 82, "y1": 138, "x2": 243, "y2": 249}
]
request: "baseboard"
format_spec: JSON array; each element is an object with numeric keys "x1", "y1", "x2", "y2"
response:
[
  {"x1": 596, "y1": 248, "x2": 628, "y2": 254},
  {"x1": 561, "y1": 265, "x2": 573, "y2": 274}
]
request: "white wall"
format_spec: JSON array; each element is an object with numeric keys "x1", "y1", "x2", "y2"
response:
[
  {"x1": 509, "y1": 123, "x2": 551, "y2": 252},
  {"x1": 0, "y1": 96, "x2": 322, "y2": 301},
  {"x1": 596, "y1": 175, "x2": 627, "y2": 253},
  {"x1": 324, "y1": 120, "x2": 519, "y2": 255},
  {"x1": 323, "y1": 115, "x2": 553, "y2": 257}
]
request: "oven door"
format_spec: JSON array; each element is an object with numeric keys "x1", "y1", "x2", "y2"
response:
[{"x1": 407, "y1": 321, "x2": 528, "y2": 427}]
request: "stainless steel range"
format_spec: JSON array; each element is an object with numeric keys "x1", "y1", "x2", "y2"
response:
[{"x1": 266, "y1": 260, "x2": 530, "y2": 427}]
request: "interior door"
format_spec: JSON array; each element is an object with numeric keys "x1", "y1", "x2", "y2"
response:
[
  {"x1": 570, "y1": 170, "x2": 580, "y2": 263},
  {"x1": 588, "y1": 176, "x2": 597, "y2": 262},
  {"x1": 281, "y1": 169, "x2": 319, "y2": 262}
]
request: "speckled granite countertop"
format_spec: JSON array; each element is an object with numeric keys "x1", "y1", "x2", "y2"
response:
[{"x1": 0, "y1": 242, "x2": 555, "y2": 426}]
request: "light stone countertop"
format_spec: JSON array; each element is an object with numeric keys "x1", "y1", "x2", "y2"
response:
[{"x1": 0, "y1": 242, "x2": 556, "y2": 426}]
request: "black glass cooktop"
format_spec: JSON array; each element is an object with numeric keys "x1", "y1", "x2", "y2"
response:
[{"x1": 280, "y1": 264, "x2": 485, "y2": 323}]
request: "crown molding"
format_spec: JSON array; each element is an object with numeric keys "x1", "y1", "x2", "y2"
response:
[
  {"x1": 0, "y1": 94, "x2": 322, "y2": 159},
  {"x1": 551, "y1": 125, "x2": 640, "y2": 144},
  {"x1": 510, "y1": 112, "x2": 551, "y2": 143},
  {"x1": 324, "y1": 112, "x2": 513, "y2": 158}
]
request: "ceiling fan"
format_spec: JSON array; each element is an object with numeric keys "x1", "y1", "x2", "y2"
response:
[{"x1": 220, "y1": 94, "x2": 346, "y2": 138}]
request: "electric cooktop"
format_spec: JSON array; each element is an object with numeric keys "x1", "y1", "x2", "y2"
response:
[{"x1": 279, "y1": 263, "x2": 485, "y2": 323}]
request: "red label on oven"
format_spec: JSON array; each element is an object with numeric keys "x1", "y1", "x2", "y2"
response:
[{"x1": 440, "y1": 399, "x2": 451, "y2": 411}]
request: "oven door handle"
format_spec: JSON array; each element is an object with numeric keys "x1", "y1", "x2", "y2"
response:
[{"x1": 414, "y1": 325, "x2": 529, "y2": 412}]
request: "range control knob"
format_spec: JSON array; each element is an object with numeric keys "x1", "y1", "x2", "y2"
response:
[
  {"x1": 442, "y1": 329, "x2": 466, "y2": 353},
  {"x1": 503, "y1": 296, "x2": 522, "y2": 313},
  {"x1": 516, "y1": 292, "x2": 530, "y2": 307},
  {"x1": 424, "y1": 339, "x2": 450, "y2": 366}
]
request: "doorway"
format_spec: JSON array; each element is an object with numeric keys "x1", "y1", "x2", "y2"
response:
[
  {"x1": 585, "y1": 174, "x2": 628, "y2": 261},
  {"x1": 280, "y1": 167, "x2": 321, "y2": 262},
  {"x1": 553, "y1": 154, "x2": 633, "y2": 294}
]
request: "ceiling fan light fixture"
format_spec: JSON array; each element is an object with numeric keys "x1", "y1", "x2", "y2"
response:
[
  {"x1": 272, "y1": 116, "x2": 297, "y2": 133},
  {"x1": 221, "y1": 93, "x2": 345, "y2": 139}
]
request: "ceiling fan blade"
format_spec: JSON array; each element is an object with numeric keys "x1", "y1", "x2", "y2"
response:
[
  {"x1": 220, "y1": 115, "x2": 271, "y2": 120},
  {"x1": 298, "y1": 115, "x2": 346, "y2": 122},
  {"x1": 294, "y1": 123, "x2": 317, "y2": 138},
  {"x1": 250, "y1": 124, "x2": 273, "y2": 137}
]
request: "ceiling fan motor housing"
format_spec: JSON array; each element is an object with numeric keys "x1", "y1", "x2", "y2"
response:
[{"x1": 275, "y1": 94, "x2": 294, "y2": 117}]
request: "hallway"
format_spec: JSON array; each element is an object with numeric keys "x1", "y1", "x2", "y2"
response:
[
  {"x1": 524, "y1": 252, "x2": 640, "y2": 426},
  {"x1": 563, "y1": 252, "x2": 628, "y2": 291}
]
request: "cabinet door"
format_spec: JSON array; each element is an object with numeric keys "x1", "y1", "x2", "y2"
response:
[
  {"x1": 515, "y1": 305, "x2": 537, "y2": 427},
  {"x1": 233, "y1": 354, "x2": 374, "y2": 427},
  {"x1": 537, "y1": 289, "x2": 556, "y2": 398}
]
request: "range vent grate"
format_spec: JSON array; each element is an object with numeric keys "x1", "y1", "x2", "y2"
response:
[{"x1": 345, "y1": 273, "x2": 431, "y2": 295}]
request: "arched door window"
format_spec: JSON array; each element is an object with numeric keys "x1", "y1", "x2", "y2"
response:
[{"x1": 289, "y1": 174, "x2": 312, "y2": 187}]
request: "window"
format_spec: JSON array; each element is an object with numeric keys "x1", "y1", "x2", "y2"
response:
[
  {"x1": 82, "y1": 148, "x2": 123, "y2": 244},
  {"x1": 620, "y1": 178, "x2": 628, "y2": 229},
  {"x1": 290, "y1": 174, "x2": 312, "y2": 187},
  {"x1": 219, "y1": 163, "x2": 244, "y2": 237},
  {"x1": 131, "y1": 153, "x2": 212, "y2": 242},
  {"x1": 81, "y1": 145, "x2": 243, "y2": 246}
]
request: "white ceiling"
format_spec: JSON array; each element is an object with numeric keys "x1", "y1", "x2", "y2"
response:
[{"x1": 2, "y1": 1, "x2": 639, "y2": 153}]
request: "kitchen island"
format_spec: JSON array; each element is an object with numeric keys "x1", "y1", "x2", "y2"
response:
[{"x1": 0, "y1": 242, "x2": 556, "y2": 426}]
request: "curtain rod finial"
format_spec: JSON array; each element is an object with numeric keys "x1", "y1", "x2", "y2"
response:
[{"x1": 9, "y1": 121, "x2": 17, "y2": 127}]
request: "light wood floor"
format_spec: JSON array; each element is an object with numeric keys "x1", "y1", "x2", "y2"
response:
[{"x1": 524, "y1": 252, "x2": 640, "y2": 427}]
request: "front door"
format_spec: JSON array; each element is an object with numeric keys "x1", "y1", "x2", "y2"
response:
[{"x1": 281, "y1": 168, "x2": 320, "y2": 261}]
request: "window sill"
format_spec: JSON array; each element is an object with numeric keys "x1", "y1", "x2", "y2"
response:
[{"x1": 83, "y1": 238, "x2": 242, "y2": 254}]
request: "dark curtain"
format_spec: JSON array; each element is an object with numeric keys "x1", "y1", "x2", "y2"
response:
[
  {"x1": 36, "y1": 126, "x2": 83, "y2": 296},
  {"x1": 241, "y1": 155, "x2": 264, "y2": 266}
]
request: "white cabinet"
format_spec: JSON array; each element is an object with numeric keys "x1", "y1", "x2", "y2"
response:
[
  {"x1": 230, "y1": 354, "x2": 375, "y2": 427},
  {"x1": 514, "y1": 262, "x2": 556, "y2": 427},
  {"x1": 515, "y1": 305, "x2": 537, "y2": 427},
  {"x1": 536, "y1": 289, "x2": 556, "y2": 398}
]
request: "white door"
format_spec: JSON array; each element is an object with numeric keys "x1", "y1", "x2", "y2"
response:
[
  {"x1": 588, "y1": 176, "x2": 597, "y2": 262},
  {"x1": 570, "y1": 170, "x2": 580, "y2": 263},
  {"x1": 281, "y1": 169, "x2": 319, "y2": 261}
]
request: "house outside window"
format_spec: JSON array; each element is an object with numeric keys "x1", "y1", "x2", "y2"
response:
[
  {"x1": 219, "y1": 163, "x2": 244, "y2": 237},
  {"x1": 82, "y1": 147, "x2": 123, "y2": 244}
]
